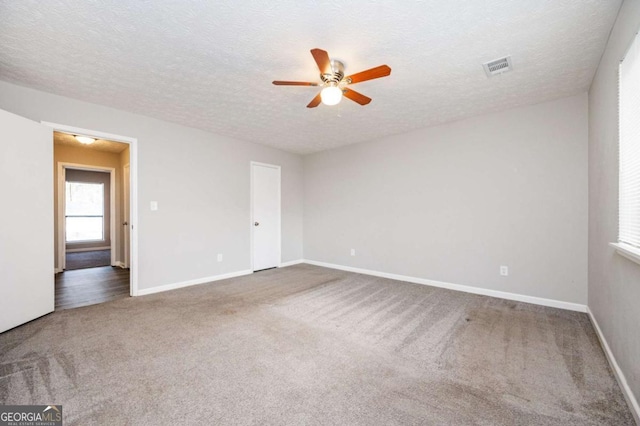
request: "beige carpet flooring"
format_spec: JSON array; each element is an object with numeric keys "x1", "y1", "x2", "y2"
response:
[{"x1": 0, "y1": 264, "x2": 634, "y2": 425}]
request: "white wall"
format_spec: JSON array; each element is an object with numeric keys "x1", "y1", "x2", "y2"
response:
[
  {"x1": 0, "y1": 80, "x2": 589, "y2": 306},
  {"x1": 0, "y1": 80, "x2": 304, "y2": 291},
  {"x1": 304, "y1": 93, "x2": 588, "y2": 305},
  {"x1": 588, "y1": 0, "x2": 640, "y2": 412}
]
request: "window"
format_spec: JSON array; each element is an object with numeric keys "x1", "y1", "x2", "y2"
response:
[
  {"x1": 65, "y1": 181, "x2": 104, "y2": 242},
  {"x1": 615, "y1": 30, "x2": 640, "y2": 263}
]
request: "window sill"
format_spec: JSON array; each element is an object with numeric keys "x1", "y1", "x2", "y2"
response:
[
  {"x1": 67, "y1": 241, "x2": 106, "y2": 244},
  {"x1": 610, "y1": 242, "x2": 640, "y2": 266}
]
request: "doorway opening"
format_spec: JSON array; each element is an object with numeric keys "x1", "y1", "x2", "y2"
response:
[
  {"x1": 51, "y1": 128, "x2": 136, "y2": 309},
  {"x1": 64, "y1": 168, "x2": 113, "y2": 269}
]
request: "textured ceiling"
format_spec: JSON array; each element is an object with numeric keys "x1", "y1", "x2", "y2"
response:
[
  {"x1": 0, "y1": 1, "x2": 622, "y2": 154},
  {"x1": 54, "y1": 131, "x2": 129, "y2": 154}
]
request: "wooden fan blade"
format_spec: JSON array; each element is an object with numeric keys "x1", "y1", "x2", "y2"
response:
[
  {"x1": 310, "y1": 48, "x2": 332, "y2": 75},
  {"x1": 307, "y1": 93, "x2": 322, "y2": 108},
  {"x1": 343, "y1": 88, "x2": 372, "y2": 105},
  {"x1": 272, "y1": 80, "x2": 319, "y2": 86},
  {"x1": 346, "y1": 65, "x2": 392, "y2": 84},
  {"x1": 307, "y1": 92, "x2": 322, "y2": 108}
]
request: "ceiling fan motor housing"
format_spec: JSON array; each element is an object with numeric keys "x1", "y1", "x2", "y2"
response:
[{"x1": 321, "y1": 60, "x2": 346, "y2": 85}]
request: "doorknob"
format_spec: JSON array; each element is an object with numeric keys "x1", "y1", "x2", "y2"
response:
[{"x1": 254, "y1": 222, "x2": 259, "y2": 226}]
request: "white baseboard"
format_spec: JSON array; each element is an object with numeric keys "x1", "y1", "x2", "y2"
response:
[
  {"x1": 136, "y1": 269, "x2": 253, "y2": 296},
  {"x1": 113, "y1": 261, "x2": 126, "y2": 269},
  {"x1": 54, "y1": 268, "x2": 63, "y2": 274},
  {"x1": 66, "y1": 246, "x2": 110, "y2": 253},
  {"x1": 279, "y1": 259, "x2": 304, "y2": 267},
  {"x1": 303, "y1": 259, "x2": 587, "y2": 313},
  {"x1": 587, "y1": 307, "x2": 640, "y2": 424},
  {"x1": 135, "y1": 260, "x2": 587, "y2": 312}
]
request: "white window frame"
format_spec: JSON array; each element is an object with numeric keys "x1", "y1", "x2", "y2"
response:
[
  {"x1": 65, "y1": 180, "x2": 106, "y2": 243},
  {"x1": 611, "y1": 30, "x2": 640, "y2": 266}
]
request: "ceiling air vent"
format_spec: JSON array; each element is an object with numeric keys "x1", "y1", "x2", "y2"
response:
[{"x1": 483, "y1": 56, "x2": 513, "y2": 77}]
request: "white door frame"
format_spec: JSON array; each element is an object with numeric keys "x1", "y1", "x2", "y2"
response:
[
  {"x1": 250, "y1": 161, "x2": 281, "y2": 271},
  {"x1": 43, "y1": 121, "x2": 139, "y2": 296},
  {"x1": 57, "y1": 162, "x2": 116, "y2": 270},
  {"x1": 123, "y1": 163, "x2": 131, "y2": 269}
]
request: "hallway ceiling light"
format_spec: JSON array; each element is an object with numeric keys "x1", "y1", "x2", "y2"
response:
[{"x1": 75, "y1": 135, "x2": 96, "y2": 144}]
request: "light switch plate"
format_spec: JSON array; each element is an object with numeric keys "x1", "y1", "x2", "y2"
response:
[{"x1": 150, "y1": 201, "x2": 158, "y2": 211}]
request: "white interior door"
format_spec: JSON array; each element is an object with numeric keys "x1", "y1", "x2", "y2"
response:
[
  {"x1": 0, "y1": 109, "x2": 54, "y2": 333},
  {"x1": 123, "y1": 163, "x2": 130, "y2": 268},
  {"x1": 251, "y1": 162, "x2": 281, "y2": 271}
]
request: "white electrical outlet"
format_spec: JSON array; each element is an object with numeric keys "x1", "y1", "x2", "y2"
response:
[
  {"x1": 500, "y1": 266, "x2": 509, "y2": 276},
  {"x1": 217, "y1": 254, "x2": 223, "y2": 262},
  {"x1": 350, "y1": 249, "x2": 356, "y2": 256},
  {"x1": 150, "y1": 201, "x2": 158, "y2": 211}
]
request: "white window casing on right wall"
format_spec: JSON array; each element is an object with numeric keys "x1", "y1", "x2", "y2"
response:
[{"x1": 611, "y1": 30, "x2": 640, "y2": 266}]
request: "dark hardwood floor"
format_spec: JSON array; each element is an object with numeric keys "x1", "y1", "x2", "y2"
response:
[
  {"x1": 55, "y1": 266, "x2": 130, "y2": 310},
  {"x1": 65, "y1": 249, "x2": 111, "y2": 270}
]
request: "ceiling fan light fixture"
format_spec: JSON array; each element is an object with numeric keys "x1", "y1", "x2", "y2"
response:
[
  {"x1": 273, "y1": 48, "x2": 390, "y2": 108},
  {"x1": 320, "y1": 86, "x2": 342, "y2": 106},
  {"x1": 75, "y1": 135, "x2": 96, "y2": 145}
]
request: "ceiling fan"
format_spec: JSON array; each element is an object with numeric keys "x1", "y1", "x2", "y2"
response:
[{"x1": 272, "y1": 48, "x2": 391, "y2": 108}]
